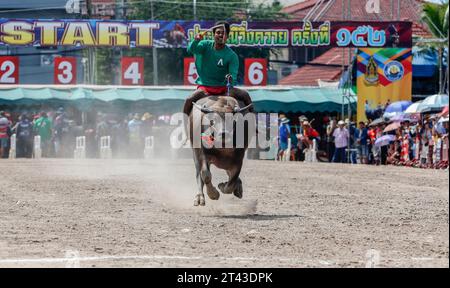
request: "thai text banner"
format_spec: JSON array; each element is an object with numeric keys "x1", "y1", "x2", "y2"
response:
[{"x1": 0, "y1": 19, "x2": 412, "y2": 48}]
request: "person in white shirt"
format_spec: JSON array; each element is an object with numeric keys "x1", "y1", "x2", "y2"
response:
[{"x1": 332, "y1": 120, "x2": 349, "y2": 163}]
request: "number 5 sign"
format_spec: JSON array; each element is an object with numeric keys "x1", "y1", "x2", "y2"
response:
[
  {"x1": 121, "y1": 57, "x2": 144, "y2": 85},
  {"x1": 0, "y1": 56, "x2": 19, "y2": 84},
  {"x1": 244, "y1": 58, "x2": 267, "y2": 86},
  {"x1": 54, "y1": 57, "x2": 77, "y2": 84},
  {"x1": 184, "y1": 57, "x2": 198, "y2": 85}
]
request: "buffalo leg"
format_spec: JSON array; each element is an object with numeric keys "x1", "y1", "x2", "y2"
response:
[
  {"x1": 201, "y1": 162, "x2": 220, "y2": 201},
  {"x1": 218, "y1": 165, "x2": 243, "y2": 199},
  {"x1": 193, "y1": 150, "x2": 205, "y2": 206}
]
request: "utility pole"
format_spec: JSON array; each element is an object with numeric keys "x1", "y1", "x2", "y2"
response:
[
  {"x1": 151, "y1": 0, "x2": 159, "y2": 85},
  {"x1": 193, "y1": 0, "x2": 197, "y2": 20},
  {"x1": 114, "y1": 0, "x2": 125, "y2": 85},
  {"x1": 86, "y1": 0, "x2": 95, "y2": 85}
]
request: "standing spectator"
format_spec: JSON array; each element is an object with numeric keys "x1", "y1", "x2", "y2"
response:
[
  {"x1": 0, "y1": 111, "x2": 11, "y2": 158},
  {"x1": 33, "y1": 112, "x2": 53, "y2": 157},
  {"x1": 355, "y1": 121, "x2": 369, "y2": 164},
  {"x1": 14, "y1": 114, "x2": 34, "y2": 158},
  {"x1": 296, "y1": 115, "x2": 308, "y2": 161},
  {"x1": 53, "y1": 107, "x2": 69, "y2": 157},
  {"x1": 346, "y1": 119, "x2": 357, "y2": 164},
  {"x1": 141, "y1": 112, "x2": 154, "y2": 138},
  {"x1": 326, "y1": 119, "x2": 336, "y2": 162},
  {"x1": 368, "y1": 125, "x2": 377, "y2": 164},
  {"x1": 277, "y1": 115, "x2": 291, "y2": 161},
  {"x1": 128, "y1": 113, "x2": 143, "y2": 158},
  {"x1": 332, "y1": 120, "x2": 349, "y2": 163}
]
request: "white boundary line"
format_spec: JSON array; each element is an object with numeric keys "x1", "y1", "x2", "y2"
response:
[{"x1": 0, "y1": 255, "x2": 445, "y2": 265}]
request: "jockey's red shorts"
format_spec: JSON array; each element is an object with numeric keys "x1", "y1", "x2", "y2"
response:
[{"x1": 198, "y1": 85, "x2": 227, "y2": 95}]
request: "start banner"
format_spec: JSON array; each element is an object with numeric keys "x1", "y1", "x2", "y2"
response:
[{"x1": 0, "y1": 19, "x2": 412, "y2": 48}]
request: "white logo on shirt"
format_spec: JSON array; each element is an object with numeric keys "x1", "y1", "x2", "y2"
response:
[{"x1": 217, "y1": 59, "x2": 223, "y2": 66}]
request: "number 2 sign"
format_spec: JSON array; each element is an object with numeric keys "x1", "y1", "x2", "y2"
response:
[
  {"x1": 54, "y1": 57, "x2": 77, "y2": 84},
  {"x1": 121, "y1": 57, "x2": 144, "y2": 85},
  {"x1": 244, "y1": 58, "x2": 267, "y2": 86},
  {"x1": 0, "y1": 56, "x2": 19, "y2": 84}
]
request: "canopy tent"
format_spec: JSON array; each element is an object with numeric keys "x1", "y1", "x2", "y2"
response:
[
  {"x1": 412, "y1": 47, "x2": 439, "y2": 78},
  {"x1": 0, "y1": 85, "x2": 356, "y2": 114}
]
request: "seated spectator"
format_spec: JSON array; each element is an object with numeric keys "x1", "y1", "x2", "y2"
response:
[{"x1": 299, "y1": 121, "x2": 320, "y2": 149}]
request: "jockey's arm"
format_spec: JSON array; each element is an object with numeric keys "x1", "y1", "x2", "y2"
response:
[{"x1": 187, "y1": 35, "x2": 207, "y2": 55}]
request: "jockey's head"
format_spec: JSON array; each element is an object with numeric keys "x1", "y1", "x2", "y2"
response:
[{"x1": 212, "y1": 21, "x2": 230, "y2": 45}]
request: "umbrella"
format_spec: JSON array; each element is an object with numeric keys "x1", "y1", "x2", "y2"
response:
[
  {"x1": 385, "y1": 101, "x2": 413, "y2": 113},
  {"x1": 404, "y1": 101, "x2": 422, "y2": 114},
  {"x1": 418, "y1": 94, "x2": 449, "y2": 113},
  {"x1": 439, "y1": 116, "x2": 449, "y2": 123},
  {"x1": 375, "y1": 135, "x2": 396, "y2": 147},
  {"x1": 389, "y1": 113, "x2": 419, "y2": 123},
  {"x1": 439, "y1": 105, "x2": 449, "y2": 117},
  {"x1": 368, "y1": 117, "x2": 386, "y2": 127},
  {"x1": 384, "y1": 122, "x2": 402, "y2": 133}
]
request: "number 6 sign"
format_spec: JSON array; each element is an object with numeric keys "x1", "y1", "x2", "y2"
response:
[
  {"x1": 244, "y1": 58, "x2": 267, "y2": 86},
  {"x1": 54, "y1": 57, "x2": 77, "y2": 84},
  {"x1": 0, "y1": 56, "x2": 19, "y2": 84},
  {"x1": 121, "y1": 57, "x2": 144, "y2": 85}
]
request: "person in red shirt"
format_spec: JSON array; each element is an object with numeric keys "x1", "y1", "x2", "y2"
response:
[{"x1": 301, "y1": 121, "x2": 320, "y2": 149}]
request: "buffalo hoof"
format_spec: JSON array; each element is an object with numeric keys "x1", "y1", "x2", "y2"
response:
[
  {"x1": 194, "y1": 195, "x2": 206, "y2": 206},
  {"x1": 218, "y1": 182, "x2": 232, "y2": 194},
  {"x1": 233, "y1": 183, "x2": 243, "y2": 199},
  {"x1": 206, "y1": 186, "x2": 220, "y2": 200}
]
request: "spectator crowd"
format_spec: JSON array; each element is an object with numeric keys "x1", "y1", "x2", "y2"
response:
[
  {"x1": 277, "y1": 108, "x2": 449, "y2": 169},
  {"x1": 0, "y1": 108, "x2": 162, "y2": 159}
]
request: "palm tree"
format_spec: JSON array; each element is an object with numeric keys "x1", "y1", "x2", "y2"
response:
[{"x1": 420, "y1": 0, "x2": 449, "y2": 94}]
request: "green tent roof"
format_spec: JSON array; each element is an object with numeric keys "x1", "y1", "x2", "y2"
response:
[{"x1": 0, "y1": 86, "x2": 356, "y2": 113}]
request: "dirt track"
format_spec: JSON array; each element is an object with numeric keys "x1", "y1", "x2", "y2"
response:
[{"x1": 0, "y1": 158, "x2": 448, "y2": 268}]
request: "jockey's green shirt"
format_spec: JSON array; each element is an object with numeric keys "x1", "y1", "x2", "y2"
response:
[{"x1": 187, "y1": 39, "x2": 239, "y2": 86}]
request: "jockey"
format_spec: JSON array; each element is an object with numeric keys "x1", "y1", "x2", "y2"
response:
[{"x1": 183, "y1": 20, "x2": 254, "y2": 116}]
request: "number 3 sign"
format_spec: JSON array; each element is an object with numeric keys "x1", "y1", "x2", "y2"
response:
[
  {"x1": 121, "y1": 57, "x2": 144, "y2": 85},
  {"x1": 0, "y1": 56, "x2": 19, "y2": 84},
  {"x1": 244, "y1": 58, "x2": 267, "y2": 86},
  {"x1": 54, "y1": 57, "x2": 77, "y2": 84}
]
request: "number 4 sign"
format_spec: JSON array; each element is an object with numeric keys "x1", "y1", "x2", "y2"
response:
[
  {"x1": 0, "y1": 56, "x2": 19, "y2": 84},
  {"x1": 54, "y1": 57, "x2": 77, "y2": 84},
  {"x1": 244, "y1": 58, "x2": 267, "y2": 86},
  {"x1": 121, "y1": 57, "x2": 144, "y2": 85}
]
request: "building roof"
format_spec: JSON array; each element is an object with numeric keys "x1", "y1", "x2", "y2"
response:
[
  {"x1": 279, "y1": 48, "x2": 352, "y2": 86},
  {"x1": 282, "y1": 0, "x2": 432, "y2": 38}
]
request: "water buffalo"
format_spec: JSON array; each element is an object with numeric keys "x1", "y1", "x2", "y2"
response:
[{"x1": 188, "y1": 96, "x2": 254, "y2": 206}]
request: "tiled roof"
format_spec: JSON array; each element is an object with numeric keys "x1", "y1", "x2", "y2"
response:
[
  {"x1": 279, "y1": 47, "x2": 352, "y2": 86},
  {"x1": 278, "y1": 64, "x2": 342, "y2": 86}
]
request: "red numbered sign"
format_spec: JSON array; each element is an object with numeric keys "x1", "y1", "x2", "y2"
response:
[
  {"x1": 244, "y1": 58, "x2": 267, "y2": 86},
  {"x1": 184, "y1": 57, "x2": 198, "y2": 85},
  {"x1": 54, "y1": 57, "x2": 77, "y2": 84},
  {"x1": 121, "y1": 57, "x2": 144, "y2": 85},
  {"x1": 0, "y1": 56, "x2": 19, "y2": 84}
]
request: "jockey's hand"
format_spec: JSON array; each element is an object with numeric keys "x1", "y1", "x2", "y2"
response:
[
  {"x1": 195, "y1": 31, "x2": 207, "y2": 41},
  {"x1": 225, "y1": 74, "x2": 233, "y2": 83}
]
